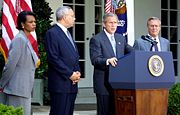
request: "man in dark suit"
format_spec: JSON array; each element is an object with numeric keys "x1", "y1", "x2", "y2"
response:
[
  {"x1": 44, "y1": 6, "x2": 81, "y2": 115},
  {"x1": 89, "y1": 13, "x2": 133, "y2": 115},
  {"x1": 133, "y1": 17, "x2": 170, "y2": 51}
]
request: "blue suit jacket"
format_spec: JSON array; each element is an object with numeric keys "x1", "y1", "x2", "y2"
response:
[
  {"x1": 133, "y1": 36, "x2": 170, "y2": 51},
  {"x1": 44, "y1": 24, "x2": 80, "y2": 93},
  {"x1": 89, "y1": 30, "x2": 133, "y2": 95}
]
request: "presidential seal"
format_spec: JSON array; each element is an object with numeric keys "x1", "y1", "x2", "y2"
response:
[{"x1": 148, "y1": 55, "x2": 164, "y2": 77}]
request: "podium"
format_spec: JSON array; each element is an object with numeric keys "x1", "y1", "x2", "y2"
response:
[{"x1": 109, "y1": 51, "x2": 175, "y2": 115}]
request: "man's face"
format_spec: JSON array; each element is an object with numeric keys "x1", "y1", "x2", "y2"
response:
[
  {"x1": 147, "y1": 20, "x2": 161, "y2": 38},
  {"x1": 64, "y1": 9, "x2": 75, "y2": 28},
  {"x1": 103, "y1": 16, "x2": 118, "y2": 34}
]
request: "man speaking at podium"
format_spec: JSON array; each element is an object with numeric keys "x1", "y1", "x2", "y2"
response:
[
  {"x1": 133, "y1": 17, "x2": 170, "y2": 51},
  {"x1": 89, "y1": 13, "x2": 133, "y2": 115}
]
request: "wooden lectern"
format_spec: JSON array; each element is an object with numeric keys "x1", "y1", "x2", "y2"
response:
[{"x1": 109, "y1": 51, "x2": 175, "y2": 115}]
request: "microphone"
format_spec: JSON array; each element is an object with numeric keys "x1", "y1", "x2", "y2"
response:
[{"x1": 141, "y1": 35, "x2": 157, "y2": 45}]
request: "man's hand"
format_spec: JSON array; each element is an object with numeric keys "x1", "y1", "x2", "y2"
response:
[
  {"x1": 108, "y1": 57, "x2": 118, "y2": 67},
  {"x1": 69, "y1": 71, "x2": 81, "y2": 84}
]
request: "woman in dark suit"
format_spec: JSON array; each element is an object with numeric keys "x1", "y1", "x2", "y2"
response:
[{"x1": 0, "y1": 11, "x2": 37, "y2": 115}]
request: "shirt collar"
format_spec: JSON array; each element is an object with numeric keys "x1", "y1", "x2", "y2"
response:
[
  {"x1": 57, "y1": 23, "x2": 67, "y2": 33},
  {"x1": 104, "y1": 29, "x2": 114, "y2": 38},
  {"x1": 148, "y1": 34, "x2": 160, "y2": 42}
]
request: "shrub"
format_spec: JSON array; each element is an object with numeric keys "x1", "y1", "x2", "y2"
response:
[
  {"x1": 31, "y1": 0, "x2": 53, "y2": 79},
  {"x1": 168, "y1": 82, "x2": 180, "y2": 115},
  {"x1": 0, "y1": 103, "x2": 23, "y2": 115}
]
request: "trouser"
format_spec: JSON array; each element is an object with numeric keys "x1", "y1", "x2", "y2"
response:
[
  {"x1": 49, "y1": 92, "x2": 77, "y2": 115},
  {"x1": 96, "y1": 94, "x2": 114, "y2": 115},
  {"x1": 5, "y1": 94, "x2": 31, "y2": 115}
]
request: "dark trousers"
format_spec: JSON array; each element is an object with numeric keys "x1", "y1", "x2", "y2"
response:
[
  {"x1": 96, "y1": 94, "x2": 114, "y2": 115},
  {"x1": 49, "y1": 92, "x2": 77, "y2": 115}
]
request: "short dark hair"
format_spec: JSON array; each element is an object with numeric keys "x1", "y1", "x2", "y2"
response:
[
  {"x1": 103, "y1": 12, "x2": 118, "y2": 23},
  {"x1": 147, "y1": 16, "x2": 161, "y2": 26},
  {"x1": 16, "y1": 10, "x2": 36, "y2": 30}
]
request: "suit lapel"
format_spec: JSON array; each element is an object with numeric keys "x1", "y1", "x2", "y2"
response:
[
  {"x1": 55, "y1": 25, "x2": 78, "y2": 55},
  {"x1": 114, "y1": 34, "x2": 121, "y2": 58},
  {"x1": 142, "y1": 40, "x2": 152, "y2": 51},
  {"x1": 20, "y1": 31, "x2": 37, "y2": 67}
]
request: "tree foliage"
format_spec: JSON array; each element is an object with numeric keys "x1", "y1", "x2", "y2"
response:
[
  {"x1": 168, "y1": 83, "x2": 180, "y2": 115},
  {"x1": 32, "y1": 0, "x2": 53, "y2": 79}
]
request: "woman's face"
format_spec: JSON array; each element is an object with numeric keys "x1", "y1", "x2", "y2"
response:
[{"x1": 22, "y1": 15, "x2": 36, "y2": 34}]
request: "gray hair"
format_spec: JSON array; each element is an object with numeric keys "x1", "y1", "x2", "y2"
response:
[
  {"x1": 103, "y1": 12, "x2": 118, "y2": 23},
  {"x1": 56, "y1": 6, "x2": 72, "y2": 21},
  {"x1": 147, "y1": 17, "x2": 161, "y2": 26}
]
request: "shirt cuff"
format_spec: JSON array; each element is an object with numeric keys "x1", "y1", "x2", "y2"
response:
[{"x1": 106, "y1": 59, "x2": 110, "y2": 65}]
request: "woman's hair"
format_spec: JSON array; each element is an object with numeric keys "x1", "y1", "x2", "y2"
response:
[{"x1": 16, "y1": 10, "x2": 36, "y2": 30}]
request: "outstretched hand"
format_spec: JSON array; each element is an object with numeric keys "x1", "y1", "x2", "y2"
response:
[{"x1": 108, "y1": 57, "x2": 118, "y2": 67}]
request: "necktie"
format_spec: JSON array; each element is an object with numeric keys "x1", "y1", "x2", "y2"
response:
[
  {"x1": 110, "y1": 35, "x2": 116, "y2": 56},
  {"x1": 153, "y1": 38, "x2": 158, "y2": 51},
  {"x1": 66, "y1": 30, "x2": 76, "y2": 49}
]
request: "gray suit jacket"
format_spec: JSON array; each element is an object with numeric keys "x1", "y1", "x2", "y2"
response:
[
  {"x1": 0, "y1": 31, "x2": 36, "y2": 98},
  {"x1": 133, "y1": 36, "x2": 170, "y2": 51},
  {"x1": 90, "y1": 30, "x2": 133, "y2": 95}
]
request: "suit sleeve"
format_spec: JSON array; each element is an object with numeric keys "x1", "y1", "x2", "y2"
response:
[
  {"x1": 125, "y1": 42, "x2": 134, "y2": 53},
  {"x1": 89, "y1": 37, "x2": 107, "y2": 70},
  {"x1": 0, "y1": 37, "x2": 23, "y2": 88},
  {"x1": 166, "y1": 39, "x2": 170, "y2": 51},
  {"x1": 44, "y1": 31, "x2": 73, "y2": 79},
  {"x1": 133, "y1": 39, "x2": 141, "y2": 50}
]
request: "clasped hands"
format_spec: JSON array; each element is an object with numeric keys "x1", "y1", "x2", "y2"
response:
[
  {"x1": 107, "y1": 57, "x2": 118, "y2": 67},
  {"x1": 69, "y1": 71, "x2": 81, "y2": 85}
]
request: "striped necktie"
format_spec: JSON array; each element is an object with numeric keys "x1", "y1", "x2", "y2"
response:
[
  {"x1": 110, "y1": 35, "x2": 116, "y2": 56},
  {"x1": 66, "y1": 30, "x2": 76, "y2": 49},
  {"x1": 153, "y1": 38, "x2": 158, "y2": 51}
]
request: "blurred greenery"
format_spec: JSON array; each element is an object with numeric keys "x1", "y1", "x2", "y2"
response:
[
  {"x1": 32, "y1": 0, "x2": 53, "y2": 79},
  {"x1": 168, "y1": 82, "x2": 180, "y2": 115},
  {"x1": 0, "y1": 103, "x2": 23, "y2": 115},
  {"x1": 32, "y1": 0, "x2": 53, "y2": 105}
]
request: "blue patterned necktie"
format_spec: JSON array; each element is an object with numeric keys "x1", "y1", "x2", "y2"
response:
[
  {"x1": 110, "y1": 35, "x2": 116, "y2": 56},
  {"x1": 66, "y1": 30, "x2": 76, "y2": 49}
]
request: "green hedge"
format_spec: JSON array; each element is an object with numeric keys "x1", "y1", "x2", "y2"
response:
[
  {"x1": 168, "y1": 82, "x2": 180, "y2": 115},
  {"x1": 0, "y1": 104, "x2": 23, "y2": 115}
]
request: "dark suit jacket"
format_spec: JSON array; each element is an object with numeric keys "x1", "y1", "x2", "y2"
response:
[
  {"x1": 44, "y1": 24, "x2": 80, "y2": 93},
  {"x1": 89, "y1": 30, "x2": 133, "y2": 95},
  {"x1": 133, "y1": 36, "x2": 170, "y2": 51}
]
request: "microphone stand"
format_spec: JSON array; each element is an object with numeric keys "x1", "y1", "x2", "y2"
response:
[{"x1": 141, "y1": 35, "x2": 158, "y2": 51}]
